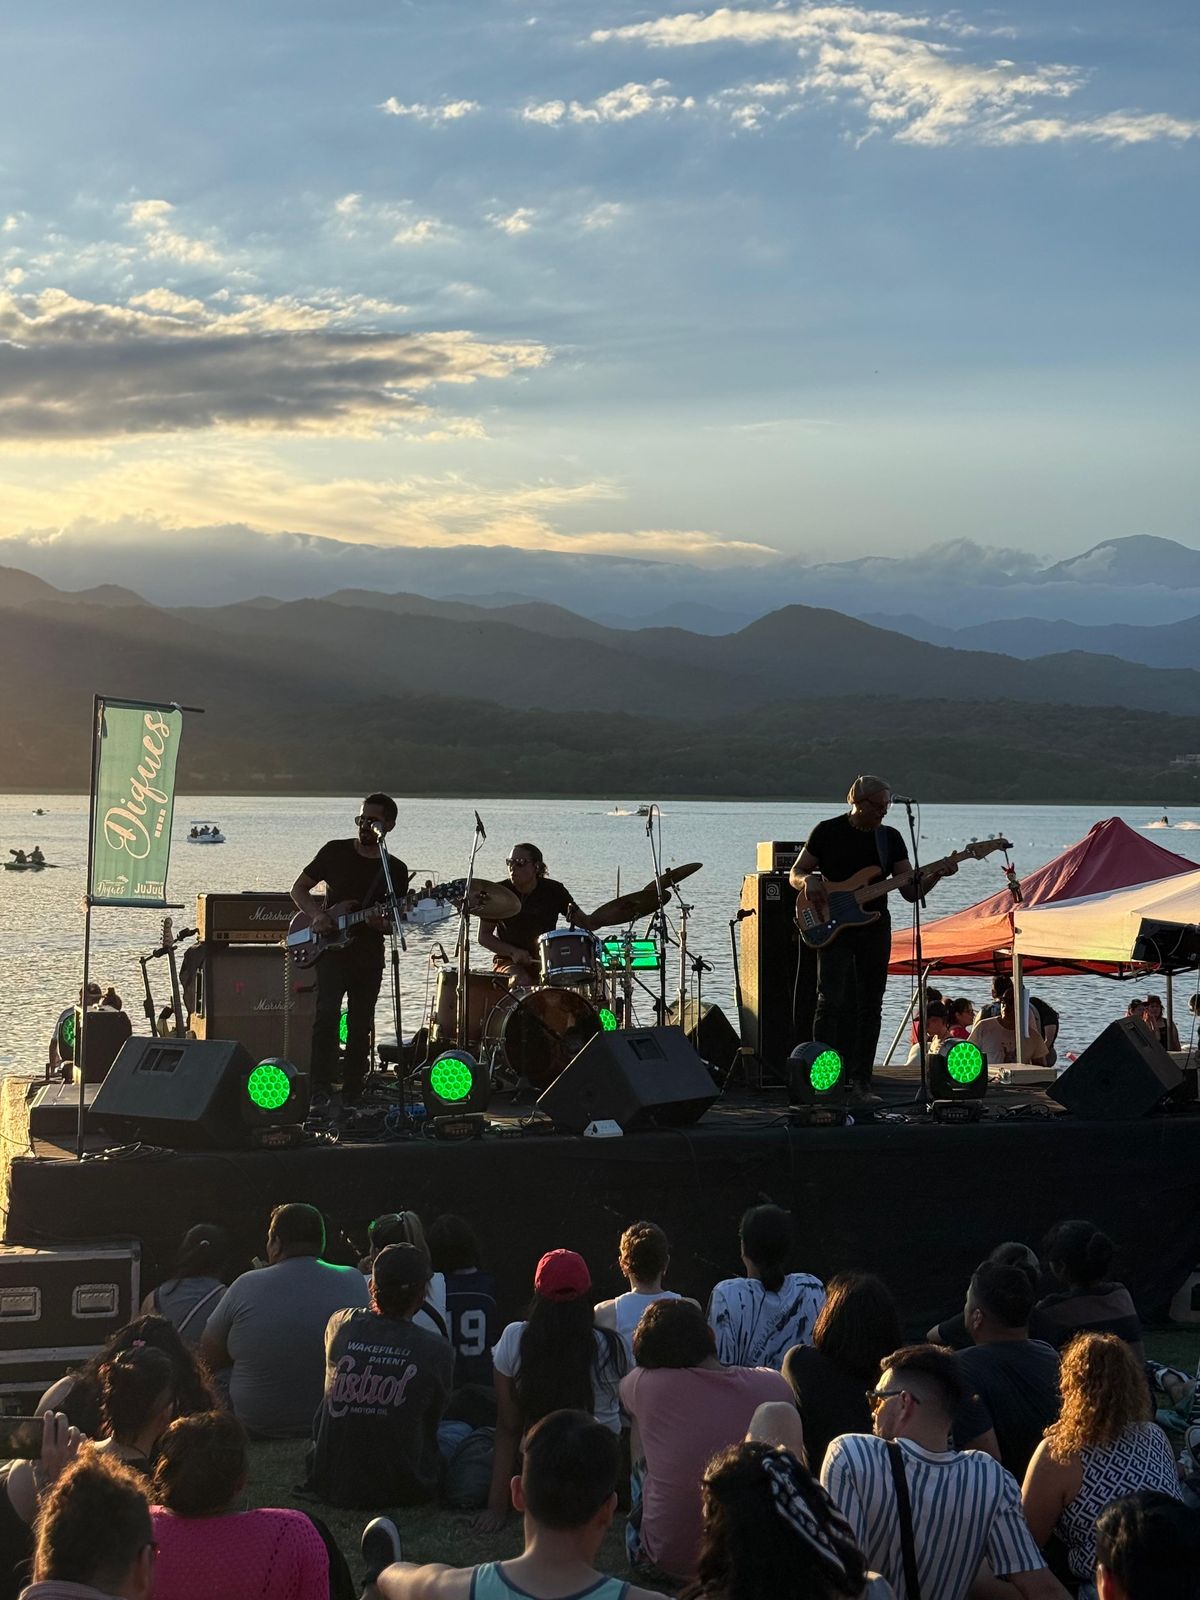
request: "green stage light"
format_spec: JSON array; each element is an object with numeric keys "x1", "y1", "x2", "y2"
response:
[
  {"x1": 945, "y1": 1040, "x2": 984, "y2": 1085},
  {"x1": 787, "y1": 1041, "x2": 848, "y2": 1122},
  {"x1": 339, "y1": 1006, "x2": 349, "y2": 1048},
  {"x1": 808, "y1": 1048, "x2": 843, "y2": 1093},
  {"x1": 241, "y1": 1056, "x2": 310, "y2": 1127},
  {"x1": 423, "y1": 1050, "x2": 491, "y2": 1119},
  {"x1": 598, "y1": 1007, "x2": 618, "y2": 1032},
  {"x1": 61, "y1": 1011, "x2": 76, "y2": 1051}
]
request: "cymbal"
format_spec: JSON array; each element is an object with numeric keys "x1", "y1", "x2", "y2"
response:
[
  {"x1": 589, "y1": 885, "x2": 667, "y2": 928},
  {"x1": 464, "y1": 878, "x2": 521, "y2": 921},
  {"x1": 650, "y1": 861, "x2": 702, "y2": 893}
]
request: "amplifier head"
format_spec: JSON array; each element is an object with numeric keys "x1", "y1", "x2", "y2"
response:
[
  {"x1": 756, "y1": 841, "x2": 805, "y2": 873},
  {"x1": 197, "y1": 892, "x2": 295, "y2": 944}
]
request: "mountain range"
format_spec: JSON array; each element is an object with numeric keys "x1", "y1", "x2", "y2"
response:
[{"x1": 5, "y1": 564, "x2": 1200, "y2": 801}]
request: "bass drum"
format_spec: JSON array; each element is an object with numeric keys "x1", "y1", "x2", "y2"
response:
[
  {"x1": 430, "y1": 968, "x2": 510, "y2": 1050},
  {"x1": 482, "y1": 988, "x2": 602, "y2": 1091}
]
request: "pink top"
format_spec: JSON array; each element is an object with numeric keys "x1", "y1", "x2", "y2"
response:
[
  {"x1": 149, "y1": 1506, "x2": 329, "y2": 1600},
  {"x1": 621, "y1": 1363, "x2": 793, "y2": 1578}
]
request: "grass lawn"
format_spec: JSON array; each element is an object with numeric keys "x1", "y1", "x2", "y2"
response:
[{"x1": 245, "y1": 1326, "x2": 1200, "y2": 1585}]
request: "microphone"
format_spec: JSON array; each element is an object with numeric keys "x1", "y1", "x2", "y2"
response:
[
  {"x1": 645, "y1": 805, "x2": 655, "y2": 836},
  {"x1": 474, "y1": 811, "x2": 487, "y2": 840},
  {"x1": 891, "y1": 794, "x2": 916, "y2": 805},
  {"x1": 367, "y1": 820, "x2": 386, "y2": 840},
  {"x1": 735, "y1": 908, "x2": 756, "y2": 922}
]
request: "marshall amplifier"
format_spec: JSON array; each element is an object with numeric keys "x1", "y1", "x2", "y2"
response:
[
  {"x1": 197, "y1": 891, "x2": 296, "y2": 945},
  {"x1": 192, "y1": 944, "x2": 316, "y2": 1071},
  {"x1": 0, "y1": 1240, "x2": 141, "y2": 1407}
]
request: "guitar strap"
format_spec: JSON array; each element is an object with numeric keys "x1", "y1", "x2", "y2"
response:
[{"x1": 874, "y1": 828, "x2": 891, "y2": 875}]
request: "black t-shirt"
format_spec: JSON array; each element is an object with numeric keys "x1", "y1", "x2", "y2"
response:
[
  {"x1": 308, "y1": 1308, "x2": 453, "y2": 1508},
  {"x1": 952, "y1": 1339, "x2": 1062, "y2": 1479},
  {"x1": 804, "y1": 815, "x2": 907, "y2": 917},
  {"x1": 782, "y1": 1345, "x2": 872, "y2": 1474},
  {"x1": 933, "y1": 1304, "x2": 1059, "y2": 1352},
  {"x1": 443, "y1": 1267, "x2": 499, "y2": 1388},
  {"x1": 302, "y1": 839, "x2": 410, "y2": 946},
  {"x1": 495, "y1": 876, "x2": 575, "y2": 956}
]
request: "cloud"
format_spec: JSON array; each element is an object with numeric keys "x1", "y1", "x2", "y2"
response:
[
  {"x1": 379, "y1": 97, "x2": 481, "y2": 122},
  {"x1": 392, "y1": 217, "x2": 450, "y2": 245},
  {"x1": 523, "y1": 80, "x2": 695, "y2": 125},
  {"x1": 330, "y1": 193, "x2": 452, "y2": 245},
  {"x1": 0, "y1": 286, "x2": 548, "y2": 442},
  {"x1": 125, "y1": 198, "x2": 221, "y2": 264},
  {"x1": 489, "y1": 207, "x2": 536, "y2": 235},
  {"x1": 2, "y1": 214, "x2": 22, "y2": 233},
  {"x1": 984, "y1": 110, "x2": 1200, "y2": 146},
  {"x1": 579, "y1": 202, "x2": 626, "y2": 229},
  {"x1": 588, "y1": 4, "x2": 1194, "y2": 148}
]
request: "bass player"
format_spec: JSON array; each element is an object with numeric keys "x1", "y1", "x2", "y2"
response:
[
  {"x1": 789, "y1": 775, "x2": 955, "y2": 1102},
  {"x1": 290, "y1": 794, "x2": 409, "y2": 1109}
]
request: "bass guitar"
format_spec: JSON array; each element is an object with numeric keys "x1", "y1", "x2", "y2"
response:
[
  {"x1": 794, "y1": 836, "x2": 1012, "y2": 950},
  {"x1": 285, "y1": 901, "x2": 399, "y2": 968}
]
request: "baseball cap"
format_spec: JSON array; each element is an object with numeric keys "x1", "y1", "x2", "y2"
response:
[
  {"x1": 534, "y1": 1249, "x2": 591, "y2": 1302},
  {"x1": 372, "y1": 1243, "x2": 431, "y2": 1294}
]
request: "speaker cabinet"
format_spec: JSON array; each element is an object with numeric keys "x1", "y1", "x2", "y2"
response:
[
  {"x1": 192, "y1": 945, "x2": 316, "y2": 1072},
  {"x1": 1049, "y1": 1017, "x2": 1184, "y2": 1121},
  {"x1": 738, "y1": 872, "x2": 815, "y2": 1070},
  {"x1": 90, "y1": 1038, "x2": 255, "y2": 1149},
  {"x1": 666, "y1": 1000, "x2": 740, "y2": 1073},
  {"x1": 74, "y1": 1008, "x2": 133, "y2": 1085},
  {"x1": 537, "y1": 1026, "x2": 718, "y2": 1134}
]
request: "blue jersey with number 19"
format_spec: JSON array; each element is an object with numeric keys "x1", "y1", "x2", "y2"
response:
[{"x1": 444, "y1": 1268, "x2": 499, "y2": 1386}]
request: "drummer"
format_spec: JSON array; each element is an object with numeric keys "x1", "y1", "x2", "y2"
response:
[{"x1": 477, "y1": 842, "x2": 598, "y2": 987}]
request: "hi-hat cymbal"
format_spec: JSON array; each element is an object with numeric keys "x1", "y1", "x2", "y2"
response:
[
  {"x1": 589, "y1": 885, "x2": 666, "y2": 929},
  {"x1": 642, "y1": 861, "x2": 702, "y2": 895},
  {"x1": 464, "y1": 878, "x2": 521, "y2": 921}
]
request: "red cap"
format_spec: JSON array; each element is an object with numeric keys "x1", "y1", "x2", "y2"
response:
[{"x1": 534, "y1": 1249, "x2": 591, "y2": 1302}]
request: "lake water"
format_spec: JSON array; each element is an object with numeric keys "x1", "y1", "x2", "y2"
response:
[{"x1": 3, "y1": 795, "x2": 1199, "y2": 1074}]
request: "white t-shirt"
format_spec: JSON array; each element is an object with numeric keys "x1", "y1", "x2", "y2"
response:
[
  {"x1": 821, "y1": 1434, "x2": 1044, "y2": 1600},
  {"x1": 967, "y1": 1017, "x2": 1046, "y2": 1066},
  {"x1": 492, "y1": 1320, "x2": 626, "y2": 1432},
  {"x1": 707, "y1": 1273, "x2": 825, "y2": 1370},
  {"x1": 613, "y1": 1289, "x2": 682, "y2": 1358}
]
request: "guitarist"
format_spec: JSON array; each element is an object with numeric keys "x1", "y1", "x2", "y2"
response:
[
  {"x1": 789, "y1": 775, "x2": 955, "y2": 1102},
  {"x1": 290, "y1": 794, "x2": 409, "y2": 1109}
]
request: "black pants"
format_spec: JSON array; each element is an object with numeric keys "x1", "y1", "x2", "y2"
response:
[
  {"x1": 311, "y1": 940, "x2": 383, "y2": 1100},
  {"x1": 812, "y1": 917, "x2": 890, "y2": 1087}
]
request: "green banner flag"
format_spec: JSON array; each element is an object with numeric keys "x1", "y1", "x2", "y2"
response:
[{"x1": 89, "y1": 700, "x2": 184, "y2": 907}]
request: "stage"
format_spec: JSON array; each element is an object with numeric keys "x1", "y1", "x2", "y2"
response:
[{"x1": 4, "y1": 1072, "x2": 1200, "y2": 1336}]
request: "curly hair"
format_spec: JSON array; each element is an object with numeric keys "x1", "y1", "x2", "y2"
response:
[
  {"x1": 1044, "y1": 1333, "x2": 1149, "y2": 1462},
  {"x1": 619, "y1": 1221, "x2": 670, "y2": 1283}
]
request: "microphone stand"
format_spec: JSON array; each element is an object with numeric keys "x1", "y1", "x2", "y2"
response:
[
  {"x1": 645, "y1": 804, "x2": 669, "y2": 1023},
  {"x1": 371, "y1": 825, "x2": 406, "y2": 1074},
  {"x1": 899, "y1": 799, "x2": 931, "y2": 1108},
  {"x1": 455, "y1": 812, "x2": 487, "y2": 1052}
]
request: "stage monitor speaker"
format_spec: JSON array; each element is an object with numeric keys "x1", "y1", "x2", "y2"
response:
[
  {"x1": 738, "y1": 872, "x2": 814, "y2": 1072},
  {"x1": 192, "y1": 944, "x2": 316, "y2": 1073},
  {"x1": 666, "y1": 1000, "x2": 740, "y2": 1072},
  {"x1": 90, "y1": 1038, "x2": 256, "y2": 1149},
  {"x1": 537, "y1": 1025, "x2": 718, "y2": 1135},
  {"x1": 1048, "y1": 1017, "x2": 1184, "y2": 1121}
]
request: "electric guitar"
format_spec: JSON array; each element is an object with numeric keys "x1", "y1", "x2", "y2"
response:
[
  {"x1": 794, "y1": 836, "x2": 1012, "y2": 949},
  {"x1": 162, "y1": 916, "x2": 187, "y2": 1037},
  {"x1": 285, "y1": 900, "x2": 400, "y2": 968}
]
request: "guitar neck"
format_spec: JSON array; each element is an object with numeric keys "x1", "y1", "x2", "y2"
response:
[{"x1": 860, "y1": 850, "x2": 966, "y2": 904}]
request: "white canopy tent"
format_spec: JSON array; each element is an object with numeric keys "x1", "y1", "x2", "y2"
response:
[{"x1": 1013, "y1": 869, "x2": 1200, "y2": 967}]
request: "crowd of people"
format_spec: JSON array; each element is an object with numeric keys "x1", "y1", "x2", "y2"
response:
[{"x1": 4, "y1": 1205, "x2": 1200, "y2": 1600}]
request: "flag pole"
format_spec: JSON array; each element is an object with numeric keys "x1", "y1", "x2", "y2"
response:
[{"x1": 77, "y1": 696, "x2": 104, "y2": 1159}]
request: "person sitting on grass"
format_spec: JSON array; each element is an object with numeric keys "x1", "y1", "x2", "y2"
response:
[
  {"x1": 359, "y1": 1409, "x2": 661, "y2": 1600},
  {"x1": 149, "y1": 1410, "x2": 330, "y2": 1600},
  {"x1": 426, "y1": 1214, "x2": 498, "y2": 1388},
  {"x1": 684, "y1": 1439, "x2": 897, "y2": 1600},
  {"x1": 20, "y1": 1453, "x2": 155, "y2": 1600},
  {"x1": 139, "y1": 1224, "x2": 230, "y2": 1350},
  {"x1": 37, "y1": 1316, "x2": 212, "y2": 1438},
  {"x1": 89, "y1": 1348, "x2": 177, "y2": 1478},
  {"x1": 620, "y1": 1298, "x2": 795, "y2": 1582},
  {"x1": 594, "y1": 1220, "x2": 688, "y2": 1361},
  {"x1": 1035, "y1": 1221, "x2": 1145, "y2": 1363},
  {"x1": 707, "y1": 1206, "x2": 825, "y2": 1371},
  {"x1": 1094, "y1": 1491, "x2": 1200, "y2": 1600},
  {"x1": 477, "y1": 1251, "x2": 626, "y2": 1535},
  {"x1": 200, "y1": 1203, "x2": 369, "y2": 1439},
  {"x1": 306, "y1": 1244, "x2": 453, "y2": 1510}
]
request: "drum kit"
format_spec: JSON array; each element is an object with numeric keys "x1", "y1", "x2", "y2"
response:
[{"x1": 430, "y1": 862, "x2": 704, "y2": 1093}]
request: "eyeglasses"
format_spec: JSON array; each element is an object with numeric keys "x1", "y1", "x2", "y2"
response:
[
  {"x1": 866, "y1": 1387, "x2": 915, "y2": 1412},
  {"x1": 355, "y1": 814, "x2": 386, "y2": 827},
  {"x1": 506, "y1": 857, "x2": 533, "y2": 868}
]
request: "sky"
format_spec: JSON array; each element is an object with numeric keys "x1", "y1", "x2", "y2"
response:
[{"x1": 1, "y1": 0, "x2": 1197, "y2": 584}]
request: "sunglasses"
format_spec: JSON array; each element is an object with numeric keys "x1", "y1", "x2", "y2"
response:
[
  {"x1": 865, "y1": 1387, "x2": 915, "y2": 1412},
  {"x1": 355, "y1": 814, "x2": 387, "y2": 827},
  {"x1": 506, "y1": 857, "x2": 533, "y2": 868}
]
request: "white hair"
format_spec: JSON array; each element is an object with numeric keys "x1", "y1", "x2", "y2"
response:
[{"x1": 846, "y1": 774, "x2": 891, "y2": 805}]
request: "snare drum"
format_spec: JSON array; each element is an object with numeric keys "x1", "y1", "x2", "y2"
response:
[
  {"x1": 482, "y1": 988, "x2": 601, "y2": 1090},
  {"x1": 538, "y1": 928, "x2": 601, "y2": 989}
]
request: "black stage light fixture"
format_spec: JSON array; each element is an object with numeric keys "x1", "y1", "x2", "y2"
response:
[
  {"x1": 422, "y1": 1050, "x2": 491, "y2": 1124},
  {"x1": 788, "y1": 1041, "x2": 848, "y2": 1126},
  {"x1": 928, "y1": 1040, "x2": 987, "y2": 1123},
  {"x1": 243, "y1": 1057, "x2": 310, "y2": 1131}
]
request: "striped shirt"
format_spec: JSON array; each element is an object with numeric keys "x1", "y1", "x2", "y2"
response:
[{"x1": 821, "y1": 1434, "x2": 1045, "y2": 1600}]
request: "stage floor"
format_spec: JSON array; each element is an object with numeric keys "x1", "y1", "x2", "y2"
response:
[{"x1": 4, "y1": 1070, "x2": 1200, "y2": 1335}]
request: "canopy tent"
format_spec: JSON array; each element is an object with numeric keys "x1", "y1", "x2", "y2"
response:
[
  {"x1": 889, "y1": 818, "x2": 1197, "y2": 977},
  {"x1": 1012, "y1": 868, "x2": 1200, "y2": 968}
]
